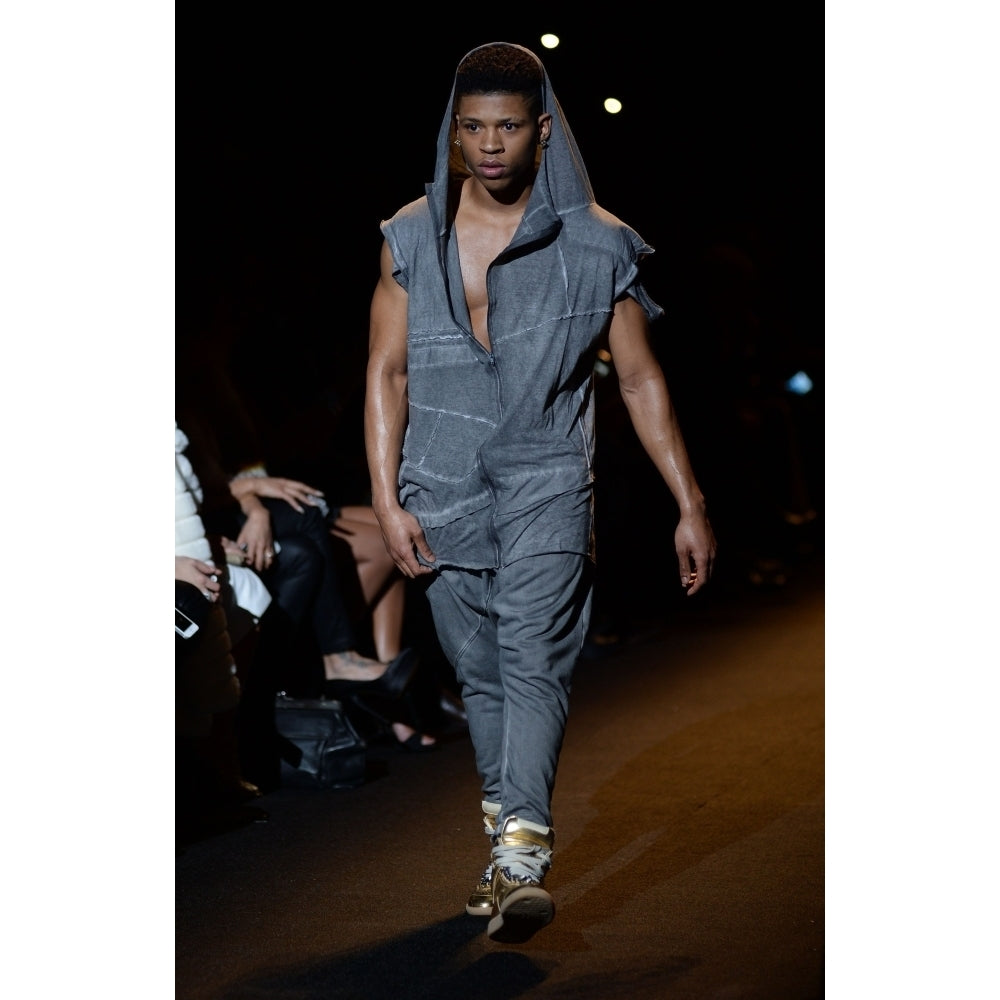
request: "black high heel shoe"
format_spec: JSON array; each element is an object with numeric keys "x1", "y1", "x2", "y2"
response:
[
  {"x1": 322, "y1": 647, "x2": 420, "y2": 701},
  {"x1": 334, "y1": 690, "x2": 437, "y2": 754},
  {"x1": 393, "y1": 729, "x2": 437, "y2": 753}
]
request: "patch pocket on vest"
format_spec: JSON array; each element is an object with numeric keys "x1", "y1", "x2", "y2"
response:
[{"x1": 403, "y1": 407, "x2": 493, "y2": 484}]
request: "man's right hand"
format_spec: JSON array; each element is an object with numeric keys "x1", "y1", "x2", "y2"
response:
[{"x1": 374, "y1": 503, "x2": 436, "y2": 578}]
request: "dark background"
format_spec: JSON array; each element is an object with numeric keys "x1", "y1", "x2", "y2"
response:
[{"x1": 180, "y1": 10, "x2": 822, "y2": 621}]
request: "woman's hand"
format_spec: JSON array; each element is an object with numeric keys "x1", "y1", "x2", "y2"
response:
[
  {"x1": 231, "y1": 475, "x2": 325, "y2": 514},
  {"x1": 175, "y1": 555, "x2": 221, "y2": 601},
  {"x1": 219, "y1": 536, "x2": 248, "y2": 566},
  {"x1": 236, "y1": 508, "x2": 276, "y2": 572}
]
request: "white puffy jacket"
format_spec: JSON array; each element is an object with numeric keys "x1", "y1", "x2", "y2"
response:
[
  {"x1": 175, "y1": 424, "x2": 213, "y2": 561},
  {"x1": 175, "y1": 424, "x2": 270, "y2": 620}
]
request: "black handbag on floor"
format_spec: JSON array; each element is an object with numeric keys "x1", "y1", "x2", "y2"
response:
[{"x1": 274, "y1": 694, "x2": 367, "y2": 789}]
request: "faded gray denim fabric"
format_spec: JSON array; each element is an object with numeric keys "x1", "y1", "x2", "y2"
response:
[
  {"x1": 380, "y1": 45, "x2": 664, "y2": 572},
  {"x1": 425, "y1": 552, "x2": 593, "y2": 830}
]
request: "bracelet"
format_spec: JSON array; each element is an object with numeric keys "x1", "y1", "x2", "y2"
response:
[{"x1": 231, "y1": 463, "x2": 268, "y2": 481}]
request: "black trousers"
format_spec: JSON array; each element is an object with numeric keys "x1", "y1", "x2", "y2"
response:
[{"x1": 247, "y1": 499, "x2": 358, "y2": 655}]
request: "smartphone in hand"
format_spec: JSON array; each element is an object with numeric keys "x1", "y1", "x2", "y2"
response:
[{"x1": 175, "y1": 607, "x2": 200, "y2": 639}]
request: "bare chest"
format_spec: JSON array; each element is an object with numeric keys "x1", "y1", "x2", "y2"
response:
[{"x1": 455, "y1": 216, "x2": 521, "y2": 350}]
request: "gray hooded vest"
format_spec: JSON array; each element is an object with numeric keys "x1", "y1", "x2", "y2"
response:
[{"x1": 380, "y1": 43, "x2": 664, "y2": 571}]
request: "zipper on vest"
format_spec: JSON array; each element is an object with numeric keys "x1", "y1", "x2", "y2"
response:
[
  {"x1": 480, "y1": 348, "x2": 501, "y2": 568},
  {"x1": 478, "y1": 446, "x2": 501, "y2": 569}
]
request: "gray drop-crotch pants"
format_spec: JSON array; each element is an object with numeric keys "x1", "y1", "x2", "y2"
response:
[{"x1": 425, "y1": 552, "x2": 593, "y2": 830}]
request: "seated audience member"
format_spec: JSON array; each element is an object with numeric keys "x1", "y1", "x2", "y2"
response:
[
  {"x1": 176, "y1": 423, "x2": 270, "y2": 832},
  {"x1": 227, "y1": 469, "x2": 438, "y2": 752},
  {"x1": 179, "y1": 416, "x2": 435, "y2": 775},
  {"x1": 175, "y1": 321, "x2": 445, "y2": 755}
]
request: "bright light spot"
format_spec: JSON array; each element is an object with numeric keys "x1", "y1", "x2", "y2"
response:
[
  {"x1": 785, "y1": 370, "x2": 813, "y2": 395},
  {"x1": 540, "y1": 34, "x2": 559, "y2": 49},
  {"x1": 603, "y1": 97, "x2": 622, "y2": 114}
]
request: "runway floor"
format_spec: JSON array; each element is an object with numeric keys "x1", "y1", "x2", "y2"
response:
[{"x1": 176, "y1": 555, "x2": 825, "y2": 1000}]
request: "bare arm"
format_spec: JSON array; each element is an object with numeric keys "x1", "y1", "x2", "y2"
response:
[
  {"x1": 364, "y1": 240, "x2": 435, "y2": 577},
  {"x1": 228, "y1": 474, "x2": 326, "y2": 571},
  {"x1": 607, "y1": 295, "x2": 716, "y2": 595},
  {"x1": 229, "y1": 474, "x2": 325, "y2": 514}
]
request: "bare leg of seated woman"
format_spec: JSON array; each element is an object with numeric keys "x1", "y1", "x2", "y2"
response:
[
  {"x1": 323, "y1": 649, "x2": 395, "y2": 682},
  {"x1": 332, "y1": 505, "x2": 435, "y2": 749}
]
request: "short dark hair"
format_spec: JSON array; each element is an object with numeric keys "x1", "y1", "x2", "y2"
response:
[{"x1": 454, "y1": 43, "x2": 544, "y2": 116}]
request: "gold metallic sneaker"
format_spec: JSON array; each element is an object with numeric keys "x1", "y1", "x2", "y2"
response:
[
  {"x1": 466, "y1": 803, "x2": 500, "y2": 917},
  {"x1": 466, "y1": 863, "x2": 494, "y2": 916},
  {"x1": 486, "y1": 817, "x2": 555, "y2": 943}
]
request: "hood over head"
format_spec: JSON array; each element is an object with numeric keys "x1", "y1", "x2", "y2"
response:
[{"x1": 426, "y1": 41, "x2": 595, "y2": 239}]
